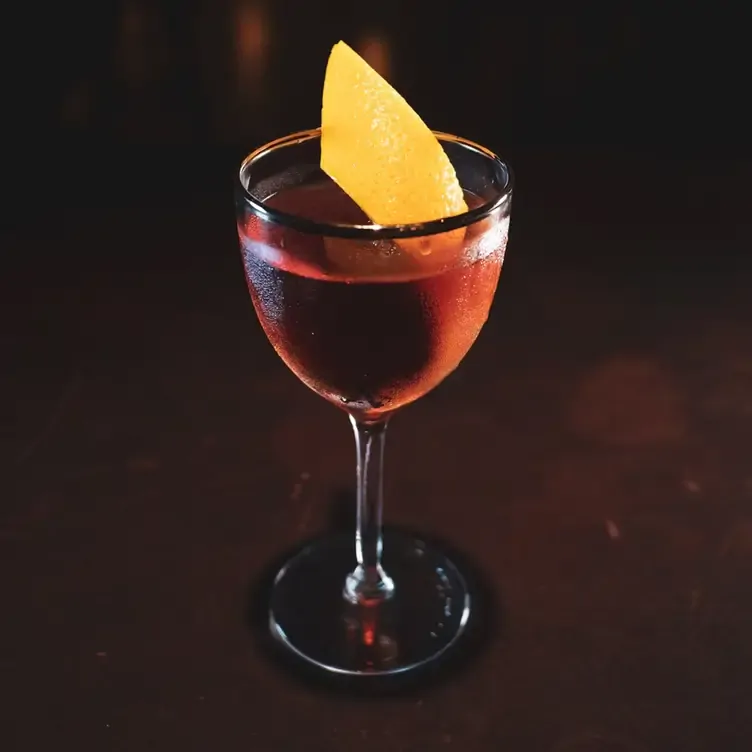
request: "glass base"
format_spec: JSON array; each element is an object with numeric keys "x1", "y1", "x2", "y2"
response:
[{"x1": 269, "y1": 530, "x2": 471, "y2": 676}]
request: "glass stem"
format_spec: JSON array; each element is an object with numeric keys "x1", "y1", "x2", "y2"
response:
[{"x1": 344, "y1": 415, "x2": 395, "y2": 605}]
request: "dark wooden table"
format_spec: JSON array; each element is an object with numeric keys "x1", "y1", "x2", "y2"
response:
[{"x1": 3, "y1": 3, "x2": 752, "y2": 750}]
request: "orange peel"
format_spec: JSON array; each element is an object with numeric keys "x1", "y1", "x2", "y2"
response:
[{"x1": 321, "y1": 41, "x2": 467, "y2": 259}]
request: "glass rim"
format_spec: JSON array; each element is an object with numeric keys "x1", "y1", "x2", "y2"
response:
[{"x1": 237, "y1": 127, "x2": 514, "y2": 240}]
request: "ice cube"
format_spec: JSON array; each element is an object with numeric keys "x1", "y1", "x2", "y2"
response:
[{"x1": 324, "y1": 236, "x2": 417, "y2": 277}]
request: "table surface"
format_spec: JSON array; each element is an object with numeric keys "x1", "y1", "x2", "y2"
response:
[{"x1": 3, "y1": 3, "x2": 752, "y2": 750}]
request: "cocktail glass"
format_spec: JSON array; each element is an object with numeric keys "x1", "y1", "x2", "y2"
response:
[{"x1": 236, "y1": 128, "x2": 513, "y2": 676}]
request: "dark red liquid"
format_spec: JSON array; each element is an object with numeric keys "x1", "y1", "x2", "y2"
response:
[{"x1": 240, "y1": 178, "x2": 506, "y2": 416}]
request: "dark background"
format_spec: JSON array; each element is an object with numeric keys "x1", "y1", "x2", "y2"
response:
[
  {"x1": 3, "y1": 3, "x2": 752, "y2": 751},
  {"x1": 3, "y1": 2, "x2": 750, "y2": 220}
]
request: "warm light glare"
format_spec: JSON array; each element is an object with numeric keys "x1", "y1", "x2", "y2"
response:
[
  {"x1": 363, "y1": 624, "x2": 375, "y2": 646},
  {"x1": 356, "y1": 32, "x2": 391, "y2": 80},
  {"x1": 236, "y1": 1, "x2": 269, "y2": 94},
  {"x1": 117, "y1": 1, "x2": 151, "y2": 88},
  {"x1": 61, "y1": 81, "x2": 91, "y2": 126}
]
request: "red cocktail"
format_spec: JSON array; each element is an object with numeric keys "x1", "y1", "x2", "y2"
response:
[
  {"x1": 237, "y1": 129, "x2": 512, "y2": 676},
  {"x1": 240, "y1": 177, "x2": 507, "y2": 418}
]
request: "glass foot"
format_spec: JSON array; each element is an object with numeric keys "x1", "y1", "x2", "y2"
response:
[{"x1": 269, "y1": 530, "x2": 471, "y2": 676}]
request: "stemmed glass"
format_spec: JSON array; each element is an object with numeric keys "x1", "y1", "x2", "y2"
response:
[{"x1": 236, "y1": 128, "x2": 513, "y2": 676}]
